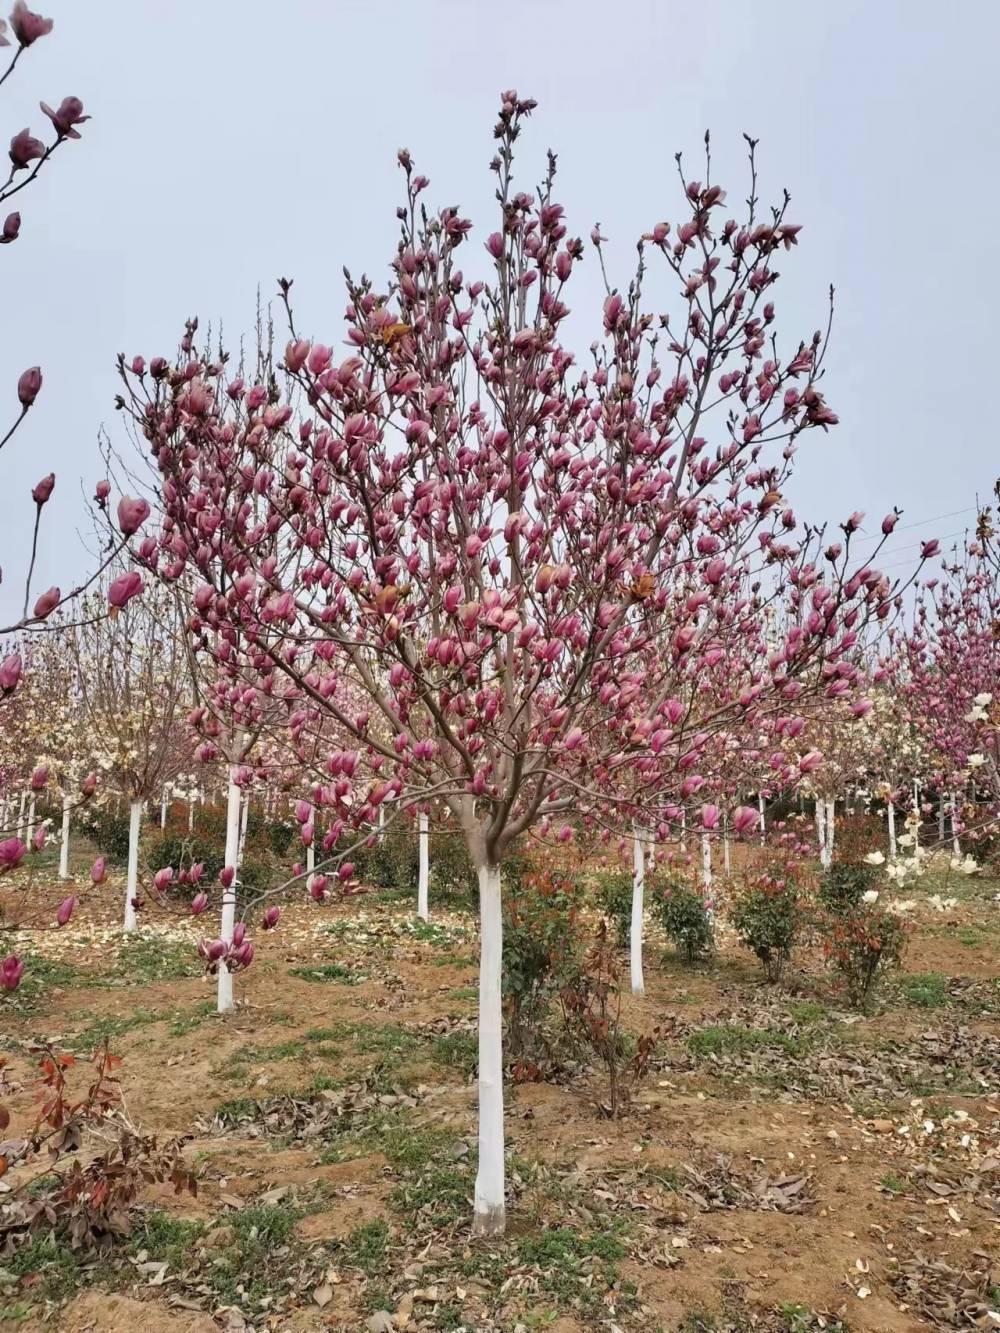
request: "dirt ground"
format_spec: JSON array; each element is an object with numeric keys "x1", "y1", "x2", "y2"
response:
[{"x1": 0, "y1": 848, "x2": 997, "y2": 1332}]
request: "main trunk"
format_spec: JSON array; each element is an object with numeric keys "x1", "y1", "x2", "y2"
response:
[
  {"x1": 630, "y1": 828, "x2": 645, "y2": 996},
  {"x1": 16, "y1": 791, "x2": 26, "y2": 841},
  {"x1": 217, "y1": 770, "x2": 242, "y2": 1013},
  {"x1": 824, "y1": 799, "x2": 836, "y2": 868},
  {"x1": 124, "y1": 800, "x2": 142, "y2": 932},
  {"x1": 951, "y1": 793, "x2": 961, "y2": 857},
  {"x1": 473, "y1": 860, "x2": 505, "y2": 1236},
  {"x1": 26, "y1": 796, "x2": 36, "y2": 844},
  {"x1": 887, "y1": 800, "x2": 897, "y2": 859},
  {"x1": 701, "y1": 832, "x2": 712, "y2": 889},
  {"x1": 417, "y1": 811, "x2": 429, "y2": 922},
  {"x1": 758, "y1": 792, "x2": 766, "y2": 845},
  {"x1": 59, "y1": 793, "x2": 72, "y2": 880}
]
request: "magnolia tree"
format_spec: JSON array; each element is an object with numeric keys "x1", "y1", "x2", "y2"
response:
[
  {"x1": 119, "y1": 96, "x2": 923, "y2": 1235},
  {"x1": 67, "y1": 581, "x2": 185, "y2": 930}
]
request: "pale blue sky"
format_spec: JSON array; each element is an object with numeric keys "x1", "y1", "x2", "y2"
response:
[{"x1": 3, "y1": 0, "x2": 998, "y2": 618}]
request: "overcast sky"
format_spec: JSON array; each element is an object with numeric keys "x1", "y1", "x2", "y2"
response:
[{"x1": 2, "y1": 0, "x2": 998, "y2": 620}]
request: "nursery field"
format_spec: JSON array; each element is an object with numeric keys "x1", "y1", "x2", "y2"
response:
[{"x1": 1, "y1": 843, "x2": 997, "y2": 1333}]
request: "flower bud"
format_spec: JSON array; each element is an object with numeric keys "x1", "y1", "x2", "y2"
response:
[
  {"x1": 90, "y1": 855, "x2": 107, "y2": 884},
  {"x1": 56, "y1": 895, "x2": 77, "y2": 926},
  {"x1": 0, "y1": 956, "x2": 24, "y2": 992},
  {"x1": 17, "y1": 365, "x2": 42, "y2": 406}
]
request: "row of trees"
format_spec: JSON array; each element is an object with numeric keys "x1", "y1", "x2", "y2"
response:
[{"x1": 1, "y1": 36, "x2": 997, "y2": 1236}]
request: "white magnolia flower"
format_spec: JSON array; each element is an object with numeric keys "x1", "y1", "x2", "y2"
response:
[
  {"x1": 861, "y1": 889, "x2": 880, "y2": 905},
  {"x1": 865, "y1": 851, "x2": 886, "y2": 866},
  {"x1": 959, "y1": 856, "x2": 980, "y2": 876},
  {"x1": 898, "y1": 832, "x2": 915, "y2": 848},
  {"x1": 974, "y1": 692, "x2": 993, "y2": 707},
  {"x1": 967, "y1": 753, "x2": 986, "y2": 769}
]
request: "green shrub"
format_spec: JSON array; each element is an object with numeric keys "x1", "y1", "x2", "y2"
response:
[
  {"x1": 76, "y1": 806, "x2": 132, "y2": 862},
  {"x1": 266, "y1": 820, "x2": 294, "y2": 857},
  {"x1": 502, "y1": 867, "x2": 580, "y2": 1057},
  {"x1": 731, "y1": 865, "x2": 806, "y2": 983},
  {"x1": 818, "y1": 861, "x2": 879, "y2": 913},
  {"x1": 595, "y1": 870, "x2": 633, "y2": 947},
  {"x1": 655, "y1": 880, "x2": 713, "y2": 962}
]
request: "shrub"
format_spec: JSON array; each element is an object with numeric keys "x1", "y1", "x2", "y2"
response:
[
  {"x1": 818, "y1": 861, "x2": 880, "y2": 913},
  {"x1": 730, "y1": 864, "x2": 807, "y2": 983},
  {"x1": 502, "y1": 867, "x2": 580, "y2": 1061},
  {"x1": 76, "y1": 807, "x2": 132, "y2": 862},
  {"x1": 428, "y1": 830, "x2": 478, "y2": 909},
  {"x1": 820, "y1": 904, "x2": 908, "y2": 1008},
  {"x1": 655, "y1": 880, "x2": 713, "y2": 962},
  {"x1": 595, "y1": 870, "x2": 633, "y2": 947},
  {"x1": 266, "y1": 820, "x2": 294, "y2": 857},
  {"x1": 144, "y1": 829, "x2": 225, "y2": 888}
]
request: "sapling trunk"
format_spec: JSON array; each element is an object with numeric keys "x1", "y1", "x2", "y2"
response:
[
  {"x1": 723, "y1": 814, "x2": 731, "y2": 875},
  {"x1": 160, "y1": 785, "x2": 169, "y2": 829},
  {"x1": 701, "y1": 832, "x2": 712, "y2": 889},
  {"x1": 16, "y1": 791, "x2": 26, "y2": 841},
  {"x1": 951, "y1": 793, "x2": 961, "y2": 857},
  {"x1": 630, "y1": 827, "x2": 645, "y2": 996},
  {"x1": 815, "y1": 800, "x2": 827, "y2": 869},
  {"x1": 26, "y1": 796, "x2": 36, "y2": 844},
  {"x1": 473, "y1": 860, "x2": 505, "y2": 1236},
  {"x1": 758, "y1": 792, "x2": 766, "y2": 845},
  {"x1": 217, "y1": 770, "x2": 242, "y2": 1013},
  {"x1": 238, "y1": 794, "x2": 250, "y2": 864},
  {"x1": 124, "y1": 800, "x2": 142, "y2": 932},
  {"x1": 59, "y1": 792, "x2": 71, "y2": 880},
  {"x1": 824, "y1": 799, "x2": 836, "y2": 867},
  {"x1": 417, "y1": 811, "x2": 429, "y2": 921},
  {"x1": 887, "y1": 800, "x2": 897, "y2": 859}
]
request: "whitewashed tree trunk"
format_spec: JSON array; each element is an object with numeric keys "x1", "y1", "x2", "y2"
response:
[
  {"x1": 630, "y1": 827, "x2": 645, "y2": 996},
  {"x1": 124, "y1": 800, "x2": 142, "y2": 932},
  {"x1": 701, "y1": 832, "x2": 712, "y2": 889},
  {"x1": 188, "y1": 795, "x2": 195, "y2": 832},
  {"x1": 951, "y1": 793, "x2": 961, "y2": 857},
  {"x1": 938, "y1": 797, "x2": 946, "y2": 843},
  {"x1": 16, "y1": 790, "x2": 26, "y2": 840},
  {"x1": 723, "y1": 814, "x2": 731, "y2": 875},
  {"x1": 815, "y1": 800, "x2": 828, "y2": 869},
  {"x1": 238, "y1": 793, "x2": 250, "y2": 864},
  {"x1": 58, "y1": 792, "x2": 72, "y2": 879},
  {"x1": 887, "y1": 800, "x2": 897, "y2": 859},
  {"x1": 473, "y1": 860, "x2": 505, "y2": 1237},
  {"x1": 417, "y1": 811, "x2": 429, "y2": 921},
  {"x1": 377, "y1": 802, "x2": 386, "y2": 838},
  {"x1": 679, "y1": 810, "x2": 687, "y2": 852},
  {"x1": 217, "y1": 770, "x2": 242, "y2": 1013},
  {"x1": 26, "y1": 796, "x2": 36, "y2": 844},
  {"x1": 824, "y1": 799, "x2": 836, "y2": 867},
  {"x1": 160, "y1": 784, "x2": 170, "y2": 829},
  {"x1": 758, "y1": 792, "x2": 766, "y2": 845}
]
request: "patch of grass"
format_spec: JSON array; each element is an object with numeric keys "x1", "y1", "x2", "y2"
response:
[
  {"x1": 787, "y1": 1000, "x2": 828, "y2": 1024},
  {"x1": 1, "y1": 1234, "x2": 86, "y2": 1302},
  {"x1": 7, "y1": 955, "x2": 92, "y2": 1011},
  {"x1": 687, "y1": 1024, "x2": 811, "y2": 1060},
  {"x1": 447, "y1": 986, "x2": 478, "y2": 1002},
  {"x1": 130, "y1": 1210, "x2": 205, "y2": 1269},
  {"x1": 779, "y1": 1304, "x2": 848, "y2": 1333},
  {"x1": 168, "y1": 1000, "x2": 216, "y2": 1037},
  {"x1": 71, "y1": 1007, "x2": 159, "y2": 1051},
  {"x1": 341, "y1": 1217, "x2": 390, "y2": 1275},
  {"x1": 896, "y1": 972, "x2": 949, "y2": 1008},
  {"x1": 304, "y1": 1025, "x2": 346, "y2": 1042},
  {"x1": 431, "y1": 1031, "x2": 478, "y2": 1075},
  {"x1": 391, "y1": 1160, "x2": 472, "y2": 1226},
  {"x1": 514, "y1": 1226, "x2": 631, "y2": 1311},
  {"x1": 288, "y1": 961, "x2": 361, "y2": 984},
  {"x1": 208, "y1": 1203, "x2": 303, "y2": 1309},
  {"x1": 880, "y1": 1171, "x2": 908, "y2": 1195},
  {"x1": 114, "y1": 932, "x2": 199, "y2": 983}
]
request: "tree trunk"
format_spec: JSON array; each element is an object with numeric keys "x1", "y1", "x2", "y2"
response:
[
  {"x1": 59, "y1": 792, "x2": 72, "y2": 880},
  {"x1": 723, "y1": 814, "x2": 731, "y2": 875},
  {"x1": 951, "y1": 793, "x2": 961, "y2": 857},
  {"x1": 473, "y1": 860, "x2": 505, "y2": 1237},
  {"x1": 824, "y1": 799, "x2": 836, "y2": 867},
  {"x1": 701, "y1": 832, "x2": 712, "y2": 890},
  {"x1": 238, "y1": 793, "x2": 250, "y2": 864},
  {"x1": 16, "y1": 790, "x2": 26, "y2": 841},
  {"x1": 630, "y1": 827, "x2": 645, "y2": 996},
  {"x1": 26, "y1": 796, "x2": 36, "y2": 844},
  {"x1": 758, "y1": 792, "x2": 766, "y2": 844},
  {"x1": 124, "y1": 800, "x2": 142, "y2": 932},
  {"x1": 938, "y1": 796, "x2": 945, "y2": 843},
  {"x1": 217, "y1": 770, "x2": 242, "y2": 1013},
  {"x1": 160, "y1": 784, "x2": 169, "y2": 829},
  {"x1": 887, "y1": 800, "x2": 897, "y2": 859},
  {"x1": 188, "y1": 795, "x2": 195, "y2": 832},
  {"x1": 417, "y1": 811, "x2": 429, "y2": 921}
]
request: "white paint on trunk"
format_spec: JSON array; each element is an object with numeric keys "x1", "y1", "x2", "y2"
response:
[
  {"x1": 758, "y1": 792, "x2": 766, "y2": 845},
  {"x1": 217, "y1": 771, "x2": 242, "y2": 1013},
  {"x1": 238, "y1": 793, "x2": 250, "y2": 864},
  {"x1": 815, "y1": 800, "x2": 826, "y2": 865},
  {"x1": 417, "y1": 811, "x2": 429, "y2": 921},
  {"x1": 701, "y1": 832, "x2": 712, "y2": 890},
  {"x1": 951, "y1": 793, "x2": 961, "y2": 857},
  {"x1": 679, "y1": 810, "x2": 686, "y2": 852},
  {"x1": 630, "y1": 828, "x2": 645, "y2": 996},
  {"x1": 473, "y1": 861, "x2": 505, "y2": 1236},
  {"x1": 887, "y1": 800, "x2": 897, "y2": 859},
  {"x1": 377, "y1": 802, "x2": 385, "y2": 837},
  {"x1": 938, "y1": 798, "x2": 946, "y2": 843},
  {"x1": 59, "y1": 792, "x2": 72, "y2": 880},
  {"x1": 16, "y1": 790, "x2": 26, "y2": 841},
  {"x1": 26, "y1": 796, "x2": 36, "y2": 844},
  {"x1": 824, "y1": 799, "x2": 836, "y2": 868},
  {"x1": 723, "y1": 814, "x2": 731, "y2": 876},
  {"x1": 188, "y1": 796, "x2": 195, "y2": 832},
  {"x1": 160, "y1": 785, "x2": 169, "y2": 829},
  {"x1": 124, "y1": 800, "x2": 142, "y2": 932}
]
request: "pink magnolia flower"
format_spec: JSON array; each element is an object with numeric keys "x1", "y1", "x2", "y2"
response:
[
  {"x1": 39, "y1": 96, "x2": 88, "y2": 139},
  {"x1": 219, "y1": 866, "x2": 235, "y2": 889},
  {"x1": 117, "y1": 495, "x2": 150, "y2": 537},
  {"x1": 190, "y1": 891, "x2": 208, "y2": 916},
  {"x1": 31, "y1": 825, "x2": 46, "y2": 850},
  {"x1": 30, "y1": 765, "x2": 48, "y2": 790},
  {"x1": 11, "y1": 2, "x2": 53, "y2": 46},
  {"x1": 17, "y1": 366, "x2": 42, "y2": 406},
  {"x1": 94, "y1": 479, "x2": 110, "y2": 505},
  {"x1": 56, "y1": 896, "x2": 77, "y2": 927},
  {"x1": 1, "y1": 956, "x2": 25, "y2": 992},
  {"x1": 8, "y1": 129, "x2": 44, "y2": 170},
  {"x1": 32, "y1": 472, "x2": 55, "y2": 504},
  {"x1": 153, "y1": 867, "x2": 174, "y2": 892},
  {"x1": 0, "y1": 212, "x2": 20, "y2": 243},
  {"x1": 32, "y1": 586, "x2": 60, "y2": 619},
  {"x1": 731, "y1": 806, "x2": 759, "y2": 836},
  {"x1": 90, "y1": 855, "x2": 107, "y2": 884},
  {"x1": 81, "y1": 772, "x2": 97, "y2": 797},
  {"x1": 108, "y1": 571, "x2": 143, "y2": 609},
  {"x1": 700, "y1": 803, "x2": 720, "y2": 830},
  {"x1": 0, "y1": 653, "x2": 23, "y2": 692},
  {"x1": 0, "y1": 838, "x2": 27, "y2": 871},
  {"x1": 262, "y1": 905, "x2": 281, "y2": 930}
]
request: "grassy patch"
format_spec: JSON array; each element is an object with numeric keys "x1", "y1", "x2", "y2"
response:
[
  {"x1": 288, "y1": 961, "x2": 362, "y2": 984},
  {"x1": 206, "y1": 1203, "x2": 303, "y2": 1309},
  {"x1": 70, "y1": 1007, "x2": 159, "y2": 1052},
  {"x1": 168, "y1": 1000, "x2": 216, "y2": 1037},
  {"x1": 340, "y1": 1217, "x2": 390, "y2": 1275},
  {"x1": 687, "y1": 1024, "x2": 811, "y2": 1060},
  {"x1": 880, "y1": 1171, "x2": 908, "y2": 1195},
  {"x1": 0, "y1": 1234, "x2": 87, "y2": 1303},
  {"x1": 431, "y1": 1031, "x2": 478, "y2": 1075},
  {"x1": 114, "y1": 932, "x2": 200, "y2": 983},
  {"x1": 896, "y1": 972, "x2": 949, "y2": 1008},
  {"x1": 787, "y1": 1000, "x2": 828, "y2": 1024},
  {"x1": 6, "y1": 955, "x2": 92, "y2": 1012}
]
